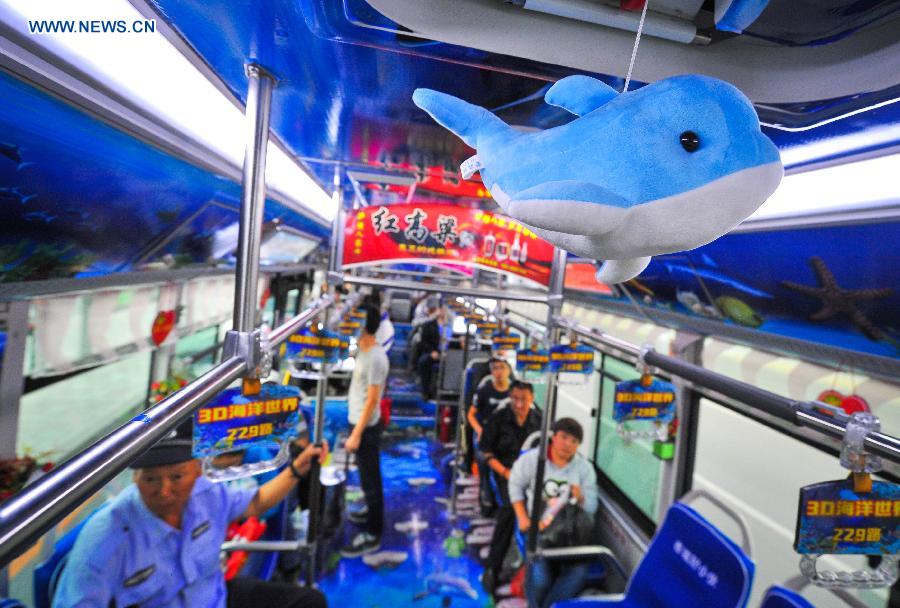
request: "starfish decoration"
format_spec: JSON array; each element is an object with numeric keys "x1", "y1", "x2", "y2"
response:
[{"x1": 781, "y1": 256, "x2": 892, "y2": 341}]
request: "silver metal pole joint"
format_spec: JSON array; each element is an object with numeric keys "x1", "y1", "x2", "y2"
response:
[{"x1": 221, "y1": 328, "x2": 272, "y2": 379}]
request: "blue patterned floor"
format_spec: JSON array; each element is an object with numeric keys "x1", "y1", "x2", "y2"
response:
[{"x1": 317, "y1": 435, "x2": 492, "y2": 608}]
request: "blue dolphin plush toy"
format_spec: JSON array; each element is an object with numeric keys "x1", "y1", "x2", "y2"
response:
[{"x1": 412, "y1": 75, "x2": 783, "y2": 283}]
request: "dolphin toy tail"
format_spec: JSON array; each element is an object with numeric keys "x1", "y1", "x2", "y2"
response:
[
  {"x1": 596, "y1": 257, "x2": 652, "y2": 285},
  {"x1": 413, "y1": 89, "x2": 513, "y2": 149}
]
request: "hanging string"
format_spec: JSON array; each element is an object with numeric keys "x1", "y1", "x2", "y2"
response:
[{"x1": 623, "y1": 0, "x2": 650, "y2": 93}]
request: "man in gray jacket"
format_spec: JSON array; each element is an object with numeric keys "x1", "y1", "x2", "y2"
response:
[{"x1": 509, "y1": 418, "x2": 598, "y2": 608}]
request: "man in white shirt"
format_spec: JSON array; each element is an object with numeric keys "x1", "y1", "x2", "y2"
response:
[{"x1": 340, "y1": 304, "x2": 390, "y2": 557}]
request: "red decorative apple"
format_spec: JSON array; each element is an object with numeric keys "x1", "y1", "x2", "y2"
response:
[
  {"x1": 151, "y1": 310, "x2": 176, "y2": 346},
  {"x1": 840, "y1": 395, "x2": 870, "y2": 415}
]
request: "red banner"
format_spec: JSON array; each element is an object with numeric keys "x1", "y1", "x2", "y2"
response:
[{"x1": 343, "y1": 203, "x2": 555, "y2": 287}]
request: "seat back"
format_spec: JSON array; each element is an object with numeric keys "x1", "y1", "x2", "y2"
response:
[
  {"x1": 625, "y1": 502, "x2": 754, "y2": 608},
  {"x1": 33, "y1": 517, "x2": 93, "y2": 608},
  {"x1": 389, "y1": 297, "x2": 412, "y2": 323},
  {"x1": 760, "y1": 586, "x2": 816, "y2": 608}
]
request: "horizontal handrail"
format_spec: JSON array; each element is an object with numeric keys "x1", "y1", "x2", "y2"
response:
[
  {"x1": 342, "y1": 274, "x2": 550, "y2": 303},
  {"x1": 554, "y1": 317, "x2": 900, "y2": 465},
  {"x1": 268, "y1": 295, "x2": 333, "y2": 347},
  {"x1": 0, "y1": 297, "x2": 333, "y2": 569},
  {"x1": 220, "y1": 539, "x2": 309, "y2": 553}
]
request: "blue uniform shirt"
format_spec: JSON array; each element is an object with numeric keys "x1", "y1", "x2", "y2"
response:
[{"x1": 54, "y1": 476, "x2": 257, "y2": 608}]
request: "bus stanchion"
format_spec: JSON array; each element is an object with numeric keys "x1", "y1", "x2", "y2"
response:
[
  {"x1": 304, "y1": 307, "x2": 334, "y2": 586},
  {"x1": 448, "y1": 323, "x2": 471, "y2": 519},
  {"x1": 526, "y1": 248, "x2": 566, "y2": 558}
]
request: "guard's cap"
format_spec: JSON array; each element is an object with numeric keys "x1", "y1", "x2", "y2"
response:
[{"x1": 130, "y1": 420, "x2": 195, "y2": 469}]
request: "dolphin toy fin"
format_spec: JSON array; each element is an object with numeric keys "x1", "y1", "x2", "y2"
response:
[
  {"x1": 545, "y1": 75, "x2": 618, "y2": 116},
  {"x1": 525, "y1": 225, "x2": 650, "y2": 284},
  {"x1": 596, "y1": 257, "x2": 652, "y2": 284},
  {"x1": 412, "y1": 89, "x2": 513, "y2": 149},
  {"x1": 507, "y1": 181, "x2": 629, "y2": 236}
]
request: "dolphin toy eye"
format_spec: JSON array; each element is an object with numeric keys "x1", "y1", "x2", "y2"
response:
[{"x1": 680, "y1": 131, "x2": 700, "y2": 152}]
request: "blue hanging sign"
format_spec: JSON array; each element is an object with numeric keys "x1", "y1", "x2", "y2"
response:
[
  {"x1": 280, "y1": 328, "x2": 341, "y2": 364},
  {"x1": 339, "y1": 333, "x2": 351, "y2": 360},
  {"x1": 795, "y1": 479, "x2": 900, "y2": 555},
  {"x1": 492, "y1": 332, "x2": 520, "y2": 352},
  {"x1": 613, "y1": 377, "x2": 677, "y2": 423},
  {"x1": 475, "y1": 320, "x2": 498, "y2": 337},
  {"x1": 339, "y1": 319, "x2": 362, "y2": 338},
  {"x1": 516, "y1": 348, "x2": 550, "y2": 373},
  {"x1": 549, "y1": 343, "x2": 594, "y2": 374},
  {"x1": 193, "y1": 384, "x2": 301, "y2": 458}
]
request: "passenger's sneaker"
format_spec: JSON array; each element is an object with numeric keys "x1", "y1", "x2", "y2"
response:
[
  {"x1": 347, "y1": 508, "x2": 368, "y2": 525},
  {"x1": 340, "y1": 532, "x2": 381, "y2": 558}
]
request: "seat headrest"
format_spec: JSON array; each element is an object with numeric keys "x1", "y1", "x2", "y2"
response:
[
  {"x1": 760, "y1": 586, "x2": 816, "y2": 608},
  {"x1": 626, "y1": 502, "x2": 754, "y2": 608}
]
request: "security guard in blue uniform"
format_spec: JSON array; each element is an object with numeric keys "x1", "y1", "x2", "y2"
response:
[{"x1": 53, "y1": 424, "x2": 328, "y2": 608}]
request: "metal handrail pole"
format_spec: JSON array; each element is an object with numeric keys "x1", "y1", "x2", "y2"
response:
[
  {"x1": 233, "y1": 64, "x2": 275, "y2": 333},
  {"x1": 448, "y1": 326, "x2": 471, "y2": 519},
  {"x1": 268, "y1": 296, "x2": 334, "y2": 348},
  {"x1": 558, "y1": 317, "x2": 900, "y2": 464},
  {"x1": 342, "y1": 275, "x2": 550, "y2": 304},
  {"x1": 527, "y1": 248, "x2": 566, "y2": 556},
  {"x1": 0, "y1": 356, "x2": 246, "y2": 568}
]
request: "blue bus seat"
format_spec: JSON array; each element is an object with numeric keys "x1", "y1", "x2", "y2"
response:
[
  {"x1": 0, "y1": 599, "x2": 27, "y2": 607},
  {"x1": 552, "y1": 502, "x2": 754, "y2": 608},
  {"x1": 33, "y1": 514, "x2": 96, "y2": 608},
  {"x1": 760, "y1": 586, "x2": 816, "y2": 608}
]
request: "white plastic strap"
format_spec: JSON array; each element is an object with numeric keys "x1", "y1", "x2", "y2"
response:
[{"x1": 460, "y1": 155, "x2": 484, "y2": 180}]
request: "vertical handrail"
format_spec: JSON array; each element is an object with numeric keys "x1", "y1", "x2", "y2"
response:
[
  {"x1": 233, "y1": 64, "x2": 275, "y2": 333},
  {"x1": 527, "y1": 248, "x2": 567, "y2": 555},
  {"x1": 448, "y1": 325, "x2": 472, "y2": 518}
]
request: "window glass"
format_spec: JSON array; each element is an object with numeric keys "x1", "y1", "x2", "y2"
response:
[
  {"x1": 595, "y1": 355, "x2": 665, "y2": 522},
  {"x1": 17, "y1": 351, "x2": 152, "y2": 463},
  {"x1": 692, "y1": 397, "x2": 888, "y2": 608},
  {"x1": 174, "y1": 325, "x2": 219, "y2": 377}
]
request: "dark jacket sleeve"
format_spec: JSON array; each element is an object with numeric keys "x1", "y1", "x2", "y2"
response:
[
  {"x1": 479, "y1": 409, "x2": 501, "y2": 458},
  {"x1": 420, "y1": 320, "x2": 441, "y2": 352}
]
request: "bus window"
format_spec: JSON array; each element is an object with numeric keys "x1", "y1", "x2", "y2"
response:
[
  {"x1": 17, "y1": 351, "x2": 152, "y2": 464},
  {"x1": 175, "y1": 325, "x2": 220, "y2": 377},
  {"x1": 692, "y1": 398, "x2": 889, "y2": 608},
  {"x1": 595, "y1": 355, "x2": 666, "y2": 523}
]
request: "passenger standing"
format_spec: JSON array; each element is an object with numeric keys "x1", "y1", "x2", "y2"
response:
[
  {"x1": 415, "y1": 304, "x2": 445, "y2": 400},
  {"x1": 341, "y1": 304, "x2": 390, "y2": 557},
  {"x1": 479, "y1": 380, "x2": 542, "y2": 591},
  {"x1": 364, "y1": 288, "x2": 395, "y2": 353},
  {"x1": 509, "y1": 418, "x2": 598, "y2": 608}
]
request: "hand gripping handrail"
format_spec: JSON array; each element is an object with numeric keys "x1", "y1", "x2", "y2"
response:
[{"x1": 0, "y1": 296, "x2": 333, "y2": 569}]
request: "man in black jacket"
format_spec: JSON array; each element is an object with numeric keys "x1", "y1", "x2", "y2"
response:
[
  {"x1": 415, "y1": 303, "x2": 445, "y2": 399},
  {"x1": 479, "y1": 380, "x2": 542, "y2": 591}
]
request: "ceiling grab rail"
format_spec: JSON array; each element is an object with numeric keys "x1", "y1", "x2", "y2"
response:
[{"x1": 553, "y1": 317, "x2": 900, "y2": 466}]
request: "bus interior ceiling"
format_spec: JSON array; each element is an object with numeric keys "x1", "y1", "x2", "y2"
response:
[{"x1": 0, "y1": 0, "x2": 899, "y2": 607}]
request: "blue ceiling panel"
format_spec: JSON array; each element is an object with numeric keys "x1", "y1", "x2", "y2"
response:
[{"x1": 0, "y1": 70, "x2": 327, "y2": 282}]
